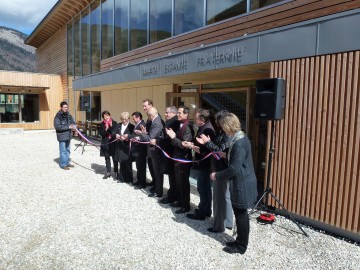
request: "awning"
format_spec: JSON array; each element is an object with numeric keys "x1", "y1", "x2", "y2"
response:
[{"x1": 0, "y1": 85, "x2": 49, "y2": 94}]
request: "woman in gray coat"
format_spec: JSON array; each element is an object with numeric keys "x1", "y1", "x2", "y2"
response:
[{"x1": 210, "y1": 113, "x2": 257, "y2": 255}]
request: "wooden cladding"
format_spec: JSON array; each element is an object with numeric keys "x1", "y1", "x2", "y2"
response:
[
  {"x1": 270, "y1": 51, "x2": 360, "y2": 233},
  {"x1": 101, "y1": 0, "x2": 360, "y2": 71},
  {"x1": 0, "y1": 71, "x2": 63, "y2": 130},
  {"x1": 36, "y1": 25, "x2": 68, "y2": 101}
]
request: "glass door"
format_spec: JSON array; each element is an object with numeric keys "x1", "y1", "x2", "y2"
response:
[{"x1": 166, "y1": 92, "x2": 200, "y2": 121}]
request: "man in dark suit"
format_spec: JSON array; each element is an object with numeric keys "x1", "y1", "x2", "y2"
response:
[
  {"x1": 129, "y1": 111, "x2": 147, "y2": 189},
  {"x1": 183, "y1": 109, "x2": 216, "y2": 220},
  {"x1": 140, "y1": 107, "x2": 165, "y2": 197},
  {"x1": 142, "y1": 98, "x2": 156, "y2": 187},
  {"x1": 158, "y1": 106, "x2": 179, "y2": 204},
  {"x1": 166, "y1": 106, "x2": 194, "y2": 214}
]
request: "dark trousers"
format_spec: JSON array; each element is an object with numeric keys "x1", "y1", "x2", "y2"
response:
[
  {"x1": 166, "y1": 162, "x2": 177, "y2": 202},
  {"x1": 148, "y1": 157, "x2": 155, "y2": 183},
  {"x1": 105, "y1": 156, "x2": 118, "y2": 173},
  {"x1": 233, "y1": 207, "x2": 249, "y2": 252},
  {"x1": 118, "y1": 159, "x2": 133, "y2": 183},
  {"x1": 135, "y1": 155, "x2": 147, "y2": 188},
  {"x1": 149, "y1": 148, "x2": 164, "y2": 196},
  {"x1": 174, "y1": 162, "x2": 191, "y2": 209},
  {"x1": 193, "y1": 168, "x2": 212, "y2": 217}
]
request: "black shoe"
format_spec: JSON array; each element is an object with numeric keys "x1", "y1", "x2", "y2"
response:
[
  {"x1": 134, "y1": 185, "x2": 145, "y2": 190},
  {"x1": 158, "y1": 198, "x2": 174, "y2": 204},
  {"x1": 223, "y1": 246, "x2": 246, "y2": 255},
  {"x1": 132, "y1": 181, "x2": 140, "y2": 186},
  {"x1": 149, "y1": 187, "x2": 155, "y2": 193},
  {"x1": 148, "y1": 193, "x2": 162, "y2": 198},
  {"x1": 103, "y1": 172, "x2": 111, "y2": 179},
  {"x1": 147, "y1": 181, "x2": 155, "y2": 186},
  {"x1": 170, "y1": 202, "x2": 182, "y2": 208},
  {"x1": 225, "y1": 241, "x2": 239, "y2": 247},
  {"x1": 207, "y1": 228, "x2": 224, "y2": 233},
  {"x1": 175, "y1": 207, "x2": 190, "y2": 214},
  {"x1": 113, "y1": 173, "x2": 118, "y2": 180},
  {"x1": 186, "y1": 213, "x2": 206, "y2": 221}
]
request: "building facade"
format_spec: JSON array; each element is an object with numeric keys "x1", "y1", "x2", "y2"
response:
[{"x1": 25, "y1": 0, "x2": 360, "y2": 241}]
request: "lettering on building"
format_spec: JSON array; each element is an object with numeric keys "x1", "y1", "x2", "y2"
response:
[
  {"x1": 143, "y1": 64, "x2": 160, "y2": 77},
  {"x1": 164, "y1": 58, "x2": 189, "y2": 74},
  {"x1": 197, "y1": 46, "x2": 246, "y2": 67}
]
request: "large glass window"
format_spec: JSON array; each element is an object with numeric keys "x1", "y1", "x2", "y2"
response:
[
  {"x1": 91, "y1": 0, "x2": 101, "y2": 73},
  {"x1": 250, "y1": 0, "x2": 282, "y2": 11},
  {"x1": 73, "y1": 15, "x2": 81, "y2": 77},
  {"x1": 102, "y1": 0, "x2": 114, "y2": 59},
  {"x1": 67, "y1": 23, "x2": 74, "y2": 76},
  {"x1": 149, "y1": 0, "x2": 172, "y2": 44},
  {"x1": 0, "y1": 94, "x2": 39, "y2": 123},
  {"x1": 130, "y1": 0, "x2": 148, "y2": 50},
  {"x1": 81, "y1": 7, "x2": 91, "y2": 76},
  {"x1": 207, "y1": 0, "x2": 247, "y2": 25},
  {"x1": 174, "y1": 0, "x2": 204, "y2": 35},
  {"x1": 115, "y1": 0, "x2": 129, "y2": 55}
]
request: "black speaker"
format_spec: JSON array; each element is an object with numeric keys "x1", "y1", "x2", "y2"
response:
[
  {"x1": 80, "y1": 96, "x2": 91, "y2": 111},
  {"x1": 254, "y1": 78, "x2": 286, "y2": 120}
]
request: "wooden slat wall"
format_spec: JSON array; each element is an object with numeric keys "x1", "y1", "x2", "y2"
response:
[
  {"x1": 101, "y1": 0, "x2": 360, "y2": 71},
  {"x1": 270, "y1": 51, "x2": 360, "y2": 233},
  {"x1": 0, "y1": 71, "x2": 63, "y2": 130},
  {"x1": 36, "y1": 25, "x2": 68, "y2": 101}
]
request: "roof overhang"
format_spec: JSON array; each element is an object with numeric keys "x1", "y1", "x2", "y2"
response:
[
  {"x1": 25, "y1": 0, "x2": 92, "y2": 48},
  {"x1": 0, "y1": 85, "x2": 49, "y2": 94}
]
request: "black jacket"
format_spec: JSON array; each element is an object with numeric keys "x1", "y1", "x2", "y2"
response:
[
  {"x1": 128, "y1": 120, "x2": 147, "y2": 158},
  {"x1": 193, "y1": 121, "x2": 216, "y2": 170},
  {"x1": 98, "y1": 120, "x2": 118, "y2": 157},
  {"x1": 54, "y1": 110, "x2": 75, "y2": 142},
  {"x1": 171, "y1": 121, "x2": 194, "y2": 160},
  {"x1": 204, "y1": 130, "x2": 229, "y2": 171},
  {"x1": 114, "y1": 123, "x2": 135, "y2": 162}
]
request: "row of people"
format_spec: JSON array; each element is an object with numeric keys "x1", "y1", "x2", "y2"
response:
[{"x1": 98, "y1": 99, "x2": 257, "y2": 255}]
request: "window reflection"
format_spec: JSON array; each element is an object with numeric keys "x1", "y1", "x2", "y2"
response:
[
  {"x1": 207, "y1": 0, "x2": 247, "y2": 25},
  {"x1": 150, "y1": 0, "x2": 172, "y2": 43},
  {"x1": 67, "y1": 23, "x2": 74, "y2": 76},
  {"x1": 90, "y1": 0, "x2": 101, "y2": 73},
  {"x1": 115, "y1": 0, "x2": 129, "y2": 55},
  {"x1": 102, "y1": 0, "x2": 114, "y2": 59},
  {"x1": 250, "y1": 0, "x2": 282, "y2": 11},
  {"x1": 130, "y1": 0, "x2": 148, "y2": 49},
  {"x1": 0, "y1": 94, "x2": 39, "y2": 123},
  {"x1": 73, "y1": 15, "x2": 81, "y2": 77},
  {"x1": 174, "y1": 0, "x2": 204, "y2": 35},
  {"x1": 81, "y1": 7, "x2": 91, "y2": 76}
]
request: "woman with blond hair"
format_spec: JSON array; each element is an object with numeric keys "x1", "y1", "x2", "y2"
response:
[
  {"x1": 210, "y1": 113, "x2": 257, "y2": 254},
  {"x1": 114, "y1": 112, "x2": 134, "y2": 183}
]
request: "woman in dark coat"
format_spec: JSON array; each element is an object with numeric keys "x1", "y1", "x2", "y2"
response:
[
  {"x1": 114, "y1": 112, "x2": 135, "y2": 183},
  {"x1": 197, "y1": 110, "x2": 233, "y2": 233},
  {"x1": 99, "y1": 110, "x2": 118, "y2": 179},
  {"x1": 210, "y1": 113, "x2": 257, "y2": 255}
]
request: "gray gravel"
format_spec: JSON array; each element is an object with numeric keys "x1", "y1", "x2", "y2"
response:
[{"x1": 0, "y1": 130, "x2": 359, "y2": 270}]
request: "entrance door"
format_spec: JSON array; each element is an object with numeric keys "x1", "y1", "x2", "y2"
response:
[{"x1": 166, "y1": 92, "x2": 200, "y2": 121}]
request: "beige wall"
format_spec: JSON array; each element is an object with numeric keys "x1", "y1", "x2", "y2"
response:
[{"x1": 101, "y1": 84, "x2": 172, "y2": 122}]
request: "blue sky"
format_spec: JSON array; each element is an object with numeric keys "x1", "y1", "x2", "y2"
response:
[{"x1": 0, "y1": 0, "x2": 58, "y2": 35}]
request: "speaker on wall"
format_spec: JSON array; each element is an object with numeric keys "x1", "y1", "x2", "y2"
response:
[
  {"x1": 254, "y1": 78, "x2": 286, "y2": 120},
  {"x1": 80, "y1": 95, "x2": 91, "y2": 111}
]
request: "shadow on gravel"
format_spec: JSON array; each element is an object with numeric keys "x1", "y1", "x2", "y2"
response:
[{"x1": 53, "y1": 158, "x2": 60, "y2": 165}]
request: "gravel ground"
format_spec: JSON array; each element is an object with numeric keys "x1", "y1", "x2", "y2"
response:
[{"x1": 0, "y1": 130, "x2": 359, "y2": 270}]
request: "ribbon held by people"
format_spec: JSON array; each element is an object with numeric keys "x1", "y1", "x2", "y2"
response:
[{"x1": 74, "y1": 126, "x2": 118, "y2": 147}]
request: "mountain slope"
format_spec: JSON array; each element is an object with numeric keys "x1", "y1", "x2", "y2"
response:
[{"x1": 0, "y1": 26, "x2": 36, "y2": 72}]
